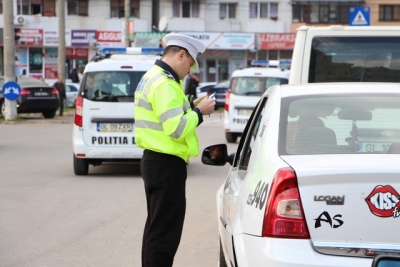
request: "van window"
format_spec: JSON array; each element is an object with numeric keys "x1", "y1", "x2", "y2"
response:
[
  {"x1": 81, "y1": 71, "x2": 146, "y2": 102},
  {"x1": 230, "y1": 76, "x2": 288, "y2": 96},
  {"x1": 309, "y1": 37, "x2": 400, "y2": 83}
]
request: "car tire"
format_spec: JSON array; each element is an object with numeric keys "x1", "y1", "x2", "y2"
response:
[
  {"x1": 225, "y1": 132, "x2": 237, "y2": 143},
  {"x1": 0, "y1": 99, "x2": 4, "y2": 118},
  {"x1": 219, "y1": 238, "x2": 228, "y2": 267},
  {"x1": 73, "y1": 154, "x2": 89, "y2": 175},
  {"x1": 42, "y1": 110, "x2": 56, "y2": 119}
]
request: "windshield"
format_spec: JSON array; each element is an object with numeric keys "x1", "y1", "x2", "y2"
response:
[
  {"x1": 81, "y1": 71, "x2": 146, "y2": 102},
  {"x1": 280, "y1": 94, "x2": 400, "y2": 155},
  {"x1": 230, "y1": 76, "x2": 288, "y2": 96},
  {"x1": 309, "y1": 37, "x2": 400, "y2": 83}
]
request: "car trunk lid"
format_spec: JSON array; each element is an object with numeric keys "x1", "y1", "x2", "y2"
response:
[{"x1": 281, "y1": 154, "x2": 400, "y2": 254}]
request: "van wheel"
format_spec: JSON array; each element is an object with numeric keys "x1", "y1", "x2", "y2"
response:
[
  {"x1": 225, "y1": 132, "x2": 237, "y2": 143},
  {"x1": 0, "y1": 100, "x2": 5, "y2": 118},
  {"x1": 73, "y1": 154, "x2": 89, "y2": 175},
  {"x1": 219, "y1": 238, "x2": 228, "y2": 267},
  {"x1": 42, "y1": 110, "x2": 56, "y2": 119}
]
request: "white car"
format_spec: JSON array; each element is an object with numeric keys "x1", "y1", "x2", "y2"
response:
[
  {"x1": 196, "y1": 82, "x2": 217, "y2": 99},
  {"x1": 202, "y1": 82, "x2": 400, "y2": 267},
  {"x1": 65, "y1": 82, "x2": 80, "y2": 108},
  {"x1": 224, "y1": 67, "x2": 290, "y2": 143},
  {"x1": 72, "y1": 47, "x2": 162, "y2": 175}
]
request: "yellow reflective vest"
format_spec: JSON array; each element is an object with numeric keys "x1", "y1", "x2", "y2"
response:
[{"x1": 134, "y1": 65, "x2": 200, "y2": 163}]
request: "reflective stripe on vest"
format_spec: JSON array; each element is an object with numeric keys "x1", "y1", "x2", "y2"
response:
[{"x1": 134, "y1": 73, "x2": 164, "y2": 111}]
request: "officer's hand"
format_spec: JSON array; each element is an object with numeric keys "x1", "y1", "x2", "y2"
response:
[
  {"x1": 193, "y1": 96, "x2": 206, "y2": 106},
  {"x1": 197, "y1": 97, "x2": 216, "y2": 116}
]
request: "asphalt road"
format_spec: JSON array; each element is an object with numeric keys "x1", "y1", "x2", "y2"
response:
[{"x1": 0, "y1": 111, "x2": 238, "y2": 267}]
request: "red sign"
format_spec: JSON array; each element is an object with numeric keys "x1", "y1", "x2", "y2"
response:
[
  {"x1": 16, "y1": 28, "x2": 44, "y2": 46},
  {"x1": 96, "y1": 31, "x2": 122, "y2": 43},
  {"x1": 257, "y1": 33, "x2": 296, "y2": 50},
  {"x1": 75, "y1": 48, "x2": 88, "y2": 58},
  {"x1": 366, "y1": 185, "x2": 400, "y2": 218},
  {"x1": 45, "y1": 64, "x2": 58, "y2": 79},
  {"x1": 66, "y1": 48, "x2": 74, "y2": 58}
]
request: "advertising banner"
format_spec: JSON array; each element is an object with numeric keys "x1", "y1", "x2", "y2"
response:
[
  {"x1": 29, "y1": 47, "x2": 44, "y2": 78},
  {"x1": 15, "y1": 48, "x2": 28, "y2": 77},
  {"x1": 256, "y1": 33, "x2": 296, "y2": 50},
  {"x1": 16, "y1": 28, "x2": 43, "y2": 46},
  {"x1": 71, "y1": 30, "x2": 96, "y2": 46},
  {"x1": 44, "y1": 48, "x2": 58, "y2": 79}
]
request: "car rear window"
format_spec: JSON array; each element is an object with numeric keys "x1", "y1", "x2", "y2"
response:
[
  {"x1": 230, "y1": 77, "x2": 288, "y2": 96},
  {"x1": 279, "y1": 94, "x2": 400, "y2": 155},
  {"x1": 81, "y1": 71, "x2": 146, "y2": 102},
  {"x1": 309, "y1": 37, "x2": 400, "y2": 83}
]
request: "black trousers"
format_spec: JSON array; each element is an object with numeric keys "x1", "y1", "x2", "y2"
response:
[
  {"x1": 141, "y1": 149, "x2": 187, "y2": 267},
  {"x1": 59, "y1": 97, "x2": 65, "y2": 116}
]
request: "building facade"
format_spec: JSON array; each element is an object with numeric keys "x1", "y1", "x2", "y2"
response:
[{"x1": 0, "y1": 0, "x2": 398, "y2": 82}]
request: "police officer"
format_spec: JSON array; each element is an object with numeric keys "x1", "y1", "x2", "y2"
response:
[{"x1": 134, "y1": 33, "x2": 215, "y2": 267}]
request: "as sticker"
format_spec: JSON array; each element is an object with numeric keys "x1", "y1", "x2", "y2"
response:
[
  {"x1": 365, "y1": 185, "x2": 400, "y2": 218},
  {"x1": 135, "y1": 77, "x2": 148, "y2": 93}
]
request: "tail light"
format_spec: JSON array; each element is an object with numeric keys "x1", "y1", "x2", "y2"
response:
[
  {"x1": 20, "y1": 88, "x2": 30, "y2": 96},
  {"x1": 207, "y1": 88, "x2": 210, "y2": 95},
  {"x1": 262, "y1": 168, "x2": 310, "y2": 239},
  {"x1": 74, "y1": 96, "x2": 83, "y2": 127},
  {"x1": 51, "y1": 88, "x2": 59, "y2": 96},
  {"x1": 224, "y1": 91, "x2": 230, "y2": 112}
]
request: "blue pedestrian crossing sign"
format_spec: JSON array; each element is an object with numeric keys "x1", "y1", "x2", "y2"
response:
[
  {"x1": 2, "y1": 81, "x2": 21, "y2": 101},
  {"x1": 349, "y1": 6, "x2": 370, "y2": 26}
]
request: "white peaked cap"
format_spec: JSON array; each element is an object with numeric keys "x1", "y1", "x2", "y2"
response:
[{"x1": 163, "y1": 33, "x2": 206, "y2": 72}]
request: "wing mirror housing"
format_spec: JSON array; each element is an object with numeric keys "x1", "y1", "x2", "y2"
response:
[{"x1": 202, "y1": 144, "x2": 229, "y2": 166}]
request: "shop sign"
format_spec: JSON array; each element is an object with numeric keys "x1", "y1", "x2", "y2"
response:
[
  {"x1": 179, "y1": 32, "x2": 254, "y2": 50},
  {"x1": 96, "y1": 31, "x2": 122, "y2": 42},
  {"x1": 75, "y1": 48, "x2": 89, "y2": 58},
  {"x1": 43, "y1": 29, "x2": 71, "y2": 47},
  {"x1": 96, "y1": 31, "x2": 123, "y2": 47},
  {"x1": 132, "y1": 32, "x2": 169, "y2": 48},
  {"x1": 44, "y1": 30, "x2": 58, "y2": 46},
  {"x1": 71, "y1": 29, "x2": 96, "y2": 46},
  {"x1": 257, "y1": 33, "x2": 296, "y2": 50},
  {"x1": 16, "y1": 28, "x2": 43, "y2": 46}
]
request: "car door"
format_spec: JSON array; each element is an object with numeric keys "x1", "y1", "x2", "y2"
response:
[{"x1": 221, "y1": 96, "x2": 268, "y2": 265}]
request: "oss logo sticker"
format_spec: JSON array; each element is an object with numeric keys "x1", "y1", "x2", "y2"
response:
[{"x1": 365, "y1": 185, "x2": 400, "y2": 218}]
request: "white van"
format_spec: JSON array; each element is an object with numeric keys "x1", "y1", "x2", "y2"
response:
[
  {"x1": 224, "y1": 67, "x2": 290, "y2": 143},
  {"x1": 72, "y1": 48, "x2": 162, "y2": 175},
  {"x1": 290, "y1": 25, "x2": 400, "y2": 84}
]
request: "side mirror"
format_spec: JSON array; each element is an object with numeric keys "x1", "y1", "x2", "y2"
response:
[
  {"x1": 372, "y1": 255, "x2": 400, "y2": 267},
  {"x1": 202, "y1": 144, "x2": 228, "y2": 166}
]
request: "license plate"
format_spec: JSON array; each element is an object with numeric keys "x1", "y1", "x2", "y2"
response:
[
  {"x1": 359, "y1": 142, "x2": 392, "y2": 153},
  {"x1": 97, "y1": 123, "x2": 133, "y2": 132},
  {"x1": 237, "y1": 109, "x2": 252, "y2": 116},
  {"x1": 34, "y1": 92, "x2": 48, "y2": 96}
]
